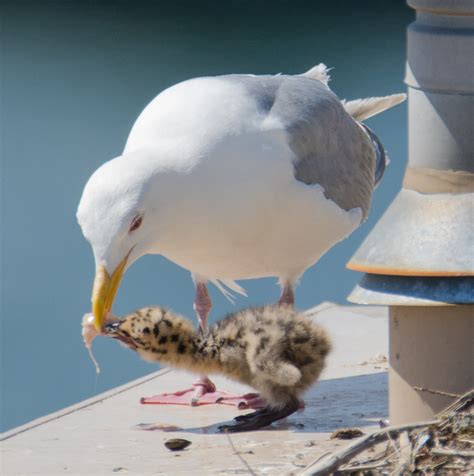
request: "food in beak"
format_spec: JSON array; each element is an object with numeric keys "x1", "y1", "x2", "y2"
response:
[{"x1": 82, "y1": 312, "x2": 119, "y2": 373}]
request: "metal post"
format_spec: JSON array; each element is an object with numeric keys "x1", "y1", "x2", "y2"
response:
[{"x1": 347, "y1": 0, "x2": 474, "y2": 424}]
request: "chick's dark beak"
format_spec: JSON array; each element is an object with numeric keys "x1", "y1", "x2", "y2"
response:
[
  {"x1": 104, "y1": 321, "x2": 121, "y2": 334},
  {"x1": 103, "y1": 320, "x2": 138, "y2": 351}
]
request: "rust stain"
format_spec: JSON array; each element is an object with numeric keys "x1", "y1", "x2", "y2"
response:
[{"x1": 346, "y1": 262, "x2": 474, "y2": 277}]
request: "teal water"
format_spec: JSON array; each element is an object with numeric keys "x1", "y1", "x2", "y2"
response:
[{"x1": 1, "y1": 0, "x2": 412, "y2": 432}]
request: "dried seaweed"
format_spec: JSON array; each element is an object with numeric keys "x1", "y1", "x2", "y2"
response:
[{"x1": 301, "y1": 390, "x2": 473, "y2": 475}]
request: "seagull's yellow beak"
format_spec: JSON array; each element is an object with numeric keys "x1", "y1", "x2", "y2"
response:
[{"x1": 91, "y1": 256, "x2": 128, "y2": 331}]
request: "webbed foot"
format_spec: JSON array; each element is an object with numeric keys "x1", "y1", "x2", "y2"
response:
[{"x1": 141, "y1": 377, "x2": 264, "y2": 409}]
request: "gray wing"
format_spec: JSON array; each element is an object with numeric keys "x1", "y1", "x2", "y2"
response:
[{"x1": 223, "y1": 74, "x2": 377, "y2": 219}]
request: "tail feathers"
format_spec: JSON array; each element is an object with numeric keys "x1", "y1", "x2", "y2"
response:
[
  {"x1": 343, "y1": 93, "x2": 406, "y2": 121},
  {"x1": 300, "y1": 63, "x2": 331, "y2": 86},
  {"x1": 210, "y1": 278, "x2": 247, "y2": 304}
]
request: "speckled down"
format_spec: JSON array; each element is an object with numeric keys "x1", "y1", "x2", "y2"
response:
[{"x1": 106, "y1": 305, "x2": 331, "y2": 408}]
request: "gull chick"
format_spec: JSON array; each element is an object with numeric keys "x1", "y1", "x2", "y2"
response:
[{"x1": 105, "y1": 305, "x2": 331, "y2": 432}]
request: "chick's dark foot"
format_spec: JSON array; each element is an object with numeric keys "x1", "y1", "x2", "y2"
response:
[
  {"x1": 234, "y1": 398, "x2": 305, "y2": 422},
  {"x1": 233, "y1": 407, "x2": 272, "y2": 422},
  {"x1": 219, "y1": 399, "x2": 299, "y2": 433}
]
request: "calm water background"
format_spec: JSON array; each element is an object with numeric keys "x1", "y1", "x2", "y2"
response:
[{"x1": 1, "y1": 0, "x2": 412, "y2": 432}]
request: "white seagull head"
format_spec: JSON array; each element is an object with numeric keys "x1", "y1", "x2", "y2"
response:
[{"x1": 77, "y1": 152, "x2": 161, "y2": 329}]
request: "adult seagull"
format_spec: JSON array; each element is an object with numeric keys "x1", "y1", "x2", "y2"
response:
[{"x1": 77, "y1": 64, "x2": 405, "y2": 406}]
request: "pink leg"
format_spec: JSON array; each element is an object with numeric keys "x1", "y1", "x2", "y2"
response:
[
  {"x1": 191, "y1": 282, "x2": 215, "y2": 404},
  {"x1": 278, "y1": 283, "x2": 295, "y2": 307},
  {"x1": 193, "y1": 281, "x2": 212, "y2": 331}
]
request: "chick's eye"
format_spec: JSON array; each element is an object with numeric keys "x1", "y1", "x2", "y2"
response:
[{"x1": 129, "y1": 215, "x2": 143, "y2": 232}]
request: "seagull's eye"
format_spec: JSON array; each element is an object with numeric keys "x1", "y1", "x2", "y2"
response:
[{"x1": 129, "y1": 214, "x2": 143, "y2": 233}]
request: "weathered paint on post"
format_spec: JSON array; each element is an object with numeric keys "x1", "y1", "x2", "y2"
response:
[{"x1": 389, "y1": 306, "x2": 473, "y2": 424}]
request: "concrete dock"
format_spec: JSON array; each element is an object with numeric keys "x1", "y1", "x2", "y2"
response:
[{"x1": 1, "y1": 304, "x2": 388, "y2": 475}]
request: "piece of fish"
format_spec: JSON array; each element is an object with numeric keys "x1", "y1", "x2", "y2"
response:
[{"x1": 82, "y1": 312, "x2": 119, "y2": 373}]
